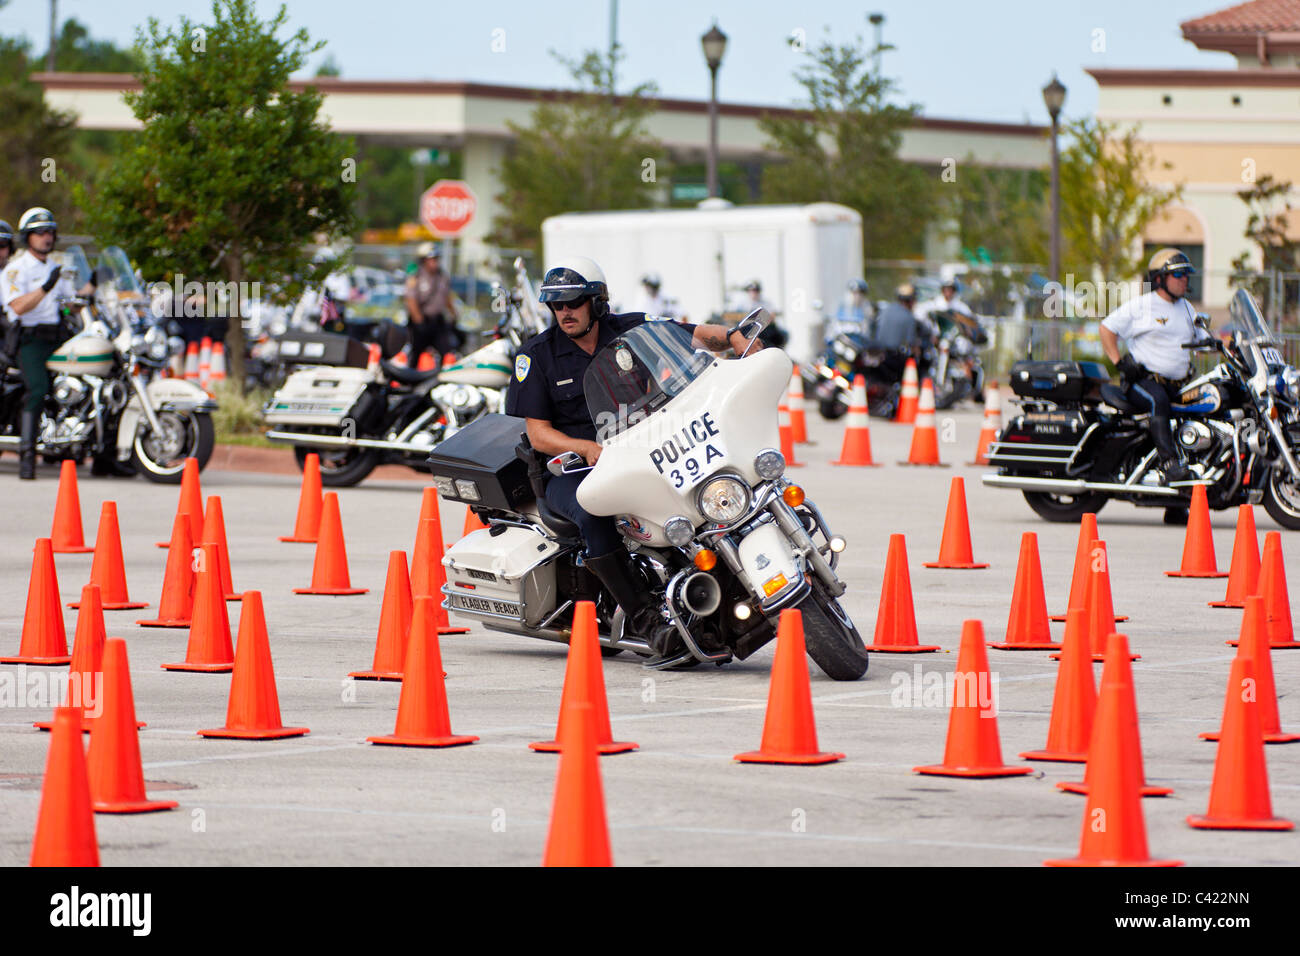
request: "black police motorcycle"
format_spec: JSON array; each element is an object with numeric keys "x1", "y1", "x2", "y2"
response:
[
  {"x1": 806, "y1": 332, "x2": 912, "y2": 420},
  {"x1": 982, "y1": 289, "x2": 1300, "y2": 529}
]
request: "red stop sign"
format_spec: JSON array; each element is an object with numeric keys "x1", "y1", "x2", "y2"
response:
[{"x1": 420, "y1": 180, "x2": 477, "y2": 236}]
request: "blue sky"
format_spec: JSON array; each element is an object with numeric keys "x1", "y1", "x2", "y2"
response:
[{"x1": 6, "y1": 0, "x2": 1237, "y2": 123}]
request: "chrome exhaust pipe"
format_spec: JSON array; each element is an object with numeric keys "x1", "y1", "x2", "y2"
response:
[
  {"x1": 679, "y1": 572, "x2": 722, "y2": 617},
  {"x1": 981, "y1": 473, "x2": 1181, "y2": 498},
  {"x1": 264, "y1": 429, "x2": 432, "y2": 455}
]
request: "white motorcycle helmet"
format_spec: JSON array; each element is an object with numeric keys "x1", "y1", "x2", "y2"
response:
[{"x1": 539, "y1": 256, "x2": 610, "y2": 317}]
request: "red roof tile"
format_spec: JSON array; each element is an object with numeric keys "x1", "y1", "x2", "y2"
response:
[{"x1": 1181, "y1": 0, "x2": 1300, "y2": 34}]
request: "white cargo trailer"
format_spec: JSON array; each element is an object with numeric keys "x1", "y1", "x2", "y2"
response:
[{"x1": 541, "y1": 202, "x2": 864, "y2": 363}]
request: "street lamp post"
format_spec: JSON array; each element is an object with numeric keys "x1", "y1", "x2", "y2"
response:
[
  {"x1": 701, "y1": 23, "x2": 727, "y2": 199},
  {"x1": 1042, "y1": 74, "x2": 1067, "y2": 286}
]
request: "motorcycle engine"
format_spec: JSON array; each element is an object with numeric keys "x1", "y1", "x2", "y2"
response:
[
  {"x1": 430, "y1": 382, "x2": 488, "y2": 427},
  {"x1": 51, "y1": 375, "x2": 88, "y2": 411},
  {"x1": 1177, "y1": 420, "x2": 1213, "y2": 452}
]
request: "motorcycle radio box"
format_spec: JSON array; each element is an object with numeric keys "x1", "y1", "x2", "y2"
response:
[
  {"x1": 1009, "y1": 360, "x2": 1109, "y2": 403},
  {"x1": 274, "y1": 332, "x2": 371, "y2": 369},
  {"x1": 426, "y1": 414, "x2": 533, "y2": 512}
]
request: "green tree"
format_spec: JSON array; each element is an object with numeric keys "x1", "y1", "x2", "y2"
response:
[
  {"x1": 78, "y1": 0, "x2": 356, "y2": 385},
  {"x1": 759, "y1": 32, "x2": 935, "y2": 260},
  {"x1": 490, "y1": 48, "x2": 665, "y2": 252},
  {"x1": 946, "y1": 160, "x2": 1048, "y2": 266},
  {"x1": 1230, "y1": 173, "x2": 1300, "y2": 325},
  {"x1": 1058, "y1": 117, "x2": 1182, "y2": 282},
  {"x1": 42, "y1": 17, "x2": 143, "y2": 72},
  {"x1": 0, "y1": 2, "x2": 79, "y2": 223}
]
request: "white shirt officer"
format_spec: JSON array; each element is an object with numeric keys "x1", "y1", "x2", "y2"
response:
[
  {"x1": 2, "y1": 250, "x2": 77, "y2": 328},
  {"x1": 1101, "y1": 290, "x2": 1200, "y2": 380}
]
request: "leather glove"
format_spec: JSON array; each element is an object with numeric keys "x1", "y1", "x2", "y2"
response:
[
  {"x1": 88, "y1": 267, "x2": 100, "y2": 289},
  {"x1": 1117, "y1": 353, "x2": 1141, "y2": 384},
  {"x1": 41, "y1": 265, "x2": 62, "y2": 292}
]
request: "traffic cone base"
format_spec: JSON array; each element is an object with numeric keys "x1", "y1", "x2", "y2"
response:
[
  {"x1": 1201, "y1": 730, "x2": 1300, "y2": 744},
  {"x1": 200, "y1": 726, "x2": 310, "y2": 740},
  {"x1": 1187, "y1": 814, "x2": 1293, "y2": 831},
  {"x1": 368, "y1": 732, "x2": 478, "y2": 748},
  {"x1": 1050, "y1": 614, "x2": 1127, "y2": 623},
  {"x1": 347, "y1": 671, "x2": 403, "y2": 682},
  {"x1": 735, "y1": 610, "x2": 843, "y2": 765}
]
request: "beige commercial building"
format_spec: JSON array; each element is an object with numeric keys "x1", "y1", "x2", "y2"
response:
[
  {"x1": 1089, "y1": 0, "x2": 1300, "y2": 311},
  {"x1": 36, "y1": 72, "x2": 1047, "y2": 266}
]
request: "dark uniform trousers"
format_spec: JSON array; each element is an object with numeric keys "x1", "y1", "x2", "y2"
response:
[
  {"x1": 544, "y1": 471, "x2": 621, "y2": 558},
  {"x1": 19, "y1": 326, "x2": 62, "y2": 414},
  {"x1": 1128, "y1": 374, "x2": 1184, "y2": 461}
]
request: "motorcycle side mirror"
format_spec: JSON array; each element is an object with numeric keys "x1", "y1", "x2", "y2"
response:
[
  {"x1": 1194, "y1": 312, "x2": 1211, "y2": 331},
  {"x1": 547, "y1": 451, "x2": 587, "y2": 477}
]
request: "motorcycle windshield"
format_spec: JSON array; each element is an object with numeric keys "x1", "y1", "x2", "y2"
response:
[
  {"x1": 584, "y1": 322, "x2": 714, "y2": 438},
  {"x1": 53, "y1": 245, "x2": 92, "y2": 288},
  {"x1": 1229, "y1": 288, "x2": 1276, "y2": 345},
  {"x1": 98, "y1": 246, "x2": 144, "y2": 299}
]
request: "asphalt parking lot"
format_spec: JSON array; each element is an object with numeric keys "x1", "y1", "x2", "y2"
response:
[{"x1": 1, "y1": 403, "x2": 1296, "y2": 867}]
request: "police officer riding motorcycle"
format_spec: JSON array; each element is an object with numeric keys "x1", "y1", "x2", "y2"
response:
[{"x1": 504, "y1": 257, "x2": 757, "y2": 665}]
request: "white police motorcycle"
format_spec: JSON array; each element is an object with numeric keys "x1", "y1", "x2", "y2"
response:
[{"x1": 427, "y1": 311, "x2": 869, "y2": 680}]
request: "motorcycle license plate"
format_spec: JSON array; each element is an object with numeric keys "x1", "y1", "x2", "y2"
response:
[
  {"x1": 449, "y1": 593, "x2": 520, "y2": 616},
  {"x1": 648, "y1": 413, "x2": 727, "y2": 490}
]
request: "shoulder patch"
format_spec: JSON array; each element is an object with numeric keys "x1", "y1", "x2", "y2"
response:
[
  {"x1": 515, "y1": 354, "x2": 531, "y2": 382},
  {"x1": 645, "y1": 313, "x2": 673, "y2": 322}
]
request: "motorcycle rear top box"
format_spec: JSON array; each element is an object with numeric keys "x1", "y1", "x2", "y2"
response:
[
  {"x1": 426, "y1": 413, "x2": 532, "y2": 511},
  {"x1": 275, "y1": 331, "x2": 371, "y2": 369},
  {"x1": 1009, "y1": 360, "x2": 1109, "y2": 403}
]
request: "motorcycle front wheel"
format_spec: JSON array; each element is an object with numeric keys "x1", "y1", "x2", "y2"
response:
[
  {"x1": 1263, "y1": 465, "x2": 1300, "y2": 530},
  {"x1": 132, "y1": 410, "x2": 215, "y2": 483},
  {"x1": 293, "y1": 444, "x2": 378, "y2": 487},
  {"x1": 797, "y1": 580, "x2": 869, "y2": 681}
]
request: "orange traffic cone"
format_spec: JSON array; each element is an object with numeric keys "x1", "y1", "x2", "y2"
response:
[
  {"x1": 735, "y1": 609, "x2": 844, "y2": 764},
  {"x1": 199, "y1": 591, "x2": 310, "y2": 739},
  {"x1": 280, "y1": 452, "x2": 323, "y2": 543},
  {"x1": 1045, "y1": 679, "x2": 1182, "y2": 867},
  {"x1": 136, "y1": 512, "x2": 195, "y2": 628},
  {"x1": 899, "y1": 378, "x2": 945, "y2": 466},
  {"x1": 924, "y1": 477, "x2": 987, "y2": 569},
  {"x1": 156, "y1": 457, "x2": 203, "y2": 548},
  {"x1": 1058, "y1": 633, "x2": 1171, "y2": 797},
  {"x1": 209, "y1": 341, "x2": 227, "y2": 384},
  {"x1": 894, "y1": 357, "x2": 919, "y2": 424},
  {"x1": 867, "y1": 534, "x2": 939, "y2": 652},
  {"x1": 1020, "y1": 607, "x2": 1095, "y2": 762},
  {"x1": 787, "y1": 365, "x2": 808, "y2": 444},
  {"x1": 417, "y1": 350, "x2": 437, "y2": 372},
  {"x1": 989, "y1": 532, "x2": 1059, "y2": 649},
  {"x1": 968, "y1": 382, "x2": 1001, "y2": 465},
  {"x1": 367, "y1": 596, "x2": 478, "y2": 748},
  {"x1": 1052, "y1": 513, "x2": 1127, "y2": 623},
  {"x1": 831, "y1": 374, "x2": 879, "y2": 467},
  {"x1": 365, "y1": 342, "x2": 382, "y2": 377},
  {"x1": 350, "y1": 550, "x2": 413, "y2": 681},
  {"x1": 198, "y1": 336, "x2": 212, "y2": 389},
  {"x1": 201, "y1": 495, "x2": 240, "y2": 601},
  {"x1": 531, "y1": 600, "x2": 637, "y2": 755},
  {"x1": 71, "y1": 502, "x2": 147, "y2": 611},
  {"x1": 1237, "y1": 532, "x2": 1300, "y2": 649},
  {"x1": 35, "y1": 585, "x2": 108, "y2": 733},
  {"x1": 50, "y1": 460, "x2": 94, "y2": 553},
  {"x1": 915, "y1": 620, "x2": 1032, "y2": 778},
  {"x1": 462, "y1": 506, "x2": 489, "y2": 537},
  {"x1": 1079, "y1": 540, "x2": 1138, "y2": 662},
  {"x1": 1188, "y1": 657, "x2": 1293, "y2": 831},
  {"x1": 1, "y1": 538, "x2": 70, "y2": 665},
  {"x1": 87, "y1": 639, "x2": 177, "y2": 813},
  {"x1": 777, "y1": 396, "x2": 804, "y2": 468},
  {"x1": 1203, "y1": 596, "x2": 1300, "y2": 744},
  {"x1": 1210, "y1": 505, "x2": 1260, "y2": 608},
  {"x1": 412, "y1": 515, "x2": 468, "y2": 634},
  {"x1": 29, "y1": 707, "x2": 99, "y2": 867},
  {"x1": 183, "y1": 341, "x2": 199, "y2": 382},
  {"x1": 1165, "y1": 485, "x2": 1226, "y2": 578},
  {"x1": 161, "y1": 543, "x2": 234, "y2": 672},
  {"x1": 391, "y1": 350, "x2": 409, "y2": 367},
  {"x1": 294, "y1": 492, "x2": 368, "y2": 595},
  {"x1": 542, "y1": 701, "x2": 613, "y2": 867},
  {"x1": 415, "y1": 486, "x2": 448, "y2": 549}
]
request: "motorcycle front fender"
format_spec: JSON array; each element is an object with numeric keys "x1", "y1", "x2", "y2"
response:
[{"x1": 734, "y1": 520, "x2": 804, "y2": 609}]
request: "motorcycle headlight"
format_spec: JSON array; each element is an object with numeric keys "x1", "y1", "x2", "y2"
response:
[
  {"x1": 663, "y1": 515, "x2": 695, "y2": 547},
  {"x1": 754, "y1": 448, "x2": 785, "y2": 480},
  {"x1": 431, "y1": 475, "x2": 457, "y2": 498},
  {"x1": 697, "y1": 475, "x2": 750, "y2": 524},
  {"x1": 1283, "y1": 367, "x2": 1300, "y2": 400}
]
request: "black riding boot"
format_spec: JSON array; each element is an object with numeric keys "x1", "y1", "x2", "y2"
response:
[
  {"x1": 18, "y1": 410, "x2": 37, "y2": 480},
  {"x1": 583, "y1": 550, "x2": 683, "y2": 659},
  {"x1": 1149, "y1": 415, "x2": 1192, "y2": 484}
]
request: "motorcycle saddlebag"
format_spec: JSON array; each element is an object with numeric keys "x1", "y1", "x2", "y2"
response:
[
  {"x1": 426, "y1": 413, "x2": 533, "y2": 511},
  {"x1": 1008, "y1": 360, "x2": 1108, "y2": 402}
]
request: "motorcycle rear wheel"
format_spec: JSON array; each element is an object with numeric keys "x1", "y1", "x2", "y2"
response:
[
  {"x1": 1022, "y1": 489, "x2": 1108, "y2": 523},
  {"x1": 797, "y1": 580, "x2": 869, "y2": 681},
  {"x1": 818, "y1": 395, "x2": 847, "y2": 420},
  {"x1": 294, "y1": 444, "x2": 379, "y2": 487},
  {"x1": 1263, "y1": 466, "x2": 1300, "y2": 530}
]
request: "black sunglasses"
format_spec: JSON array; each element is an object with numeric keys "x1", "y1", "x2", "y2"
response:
[
  {"x1": 550, "y1": 297, "x2": 590, "y2": 313},
  {"x1": 30, "y1": 227, "x2": 56, "y2": 236}
]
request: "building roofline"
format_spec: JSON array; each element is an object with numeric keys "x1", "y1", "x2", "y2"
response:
[
  {"x1": 31, "y1": 72, "x2": 1046, "y2": 137},
  {"x1": 1086, "y1": 67, "x2": 1300, "y2": 87}
]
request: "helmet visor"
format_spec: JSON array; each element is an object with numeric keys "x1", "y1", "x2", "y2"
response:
[{"x1": 539, "y1": 267, "x2": 591, "y2": 303}]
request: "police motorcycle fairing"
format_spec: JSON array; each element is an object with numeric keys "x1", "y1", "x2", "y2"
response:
[
  {"x1": 428, "y1": 311, "x2": 869, "y2": 680},
  {"x1": 983, "y1": 289, "x2": 1300, "y2": 529}
]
